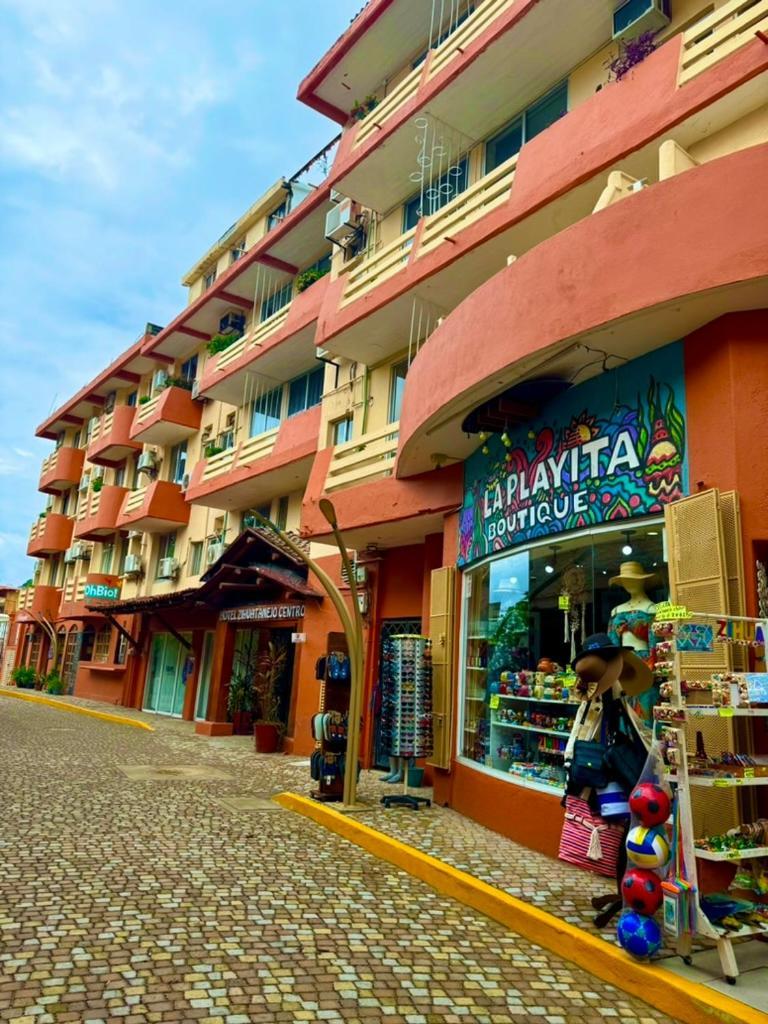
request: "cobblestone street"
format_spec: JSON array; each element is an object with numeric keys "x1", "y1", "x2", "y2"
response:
[{"x1": 0, "y1": 700, "x2": 678, "y2": 1024}]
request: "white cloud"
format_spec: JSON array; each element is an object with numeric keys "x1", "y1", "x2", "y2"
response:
[{"x1": 12, "y1": 449, "x2": 33, "y2": 459}]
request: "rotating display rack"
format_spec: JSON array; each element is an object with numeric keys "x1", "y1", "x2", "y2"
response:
[{"x1": 380, "y1": 634, "x2": 433, "y2": 811}]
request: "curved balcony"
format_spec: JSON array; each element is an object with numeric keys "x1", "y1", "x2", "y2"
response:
[
  {"x1": 198, "y1": 273, "x2": 330, "y2": 406},
  {"x1": 27, "y1": 513, "x2": 74, "y2": 557},
  {"x1": 129, "y1": 386, "x2": 202, "y2": 447},
  {"x1": 116, "y1": 481, "x2": 190, "y2": 534},
  {"x1": 317, "y1": 20, "x2": 768, "y2": 364},
  {"x1": 15, "y1": 585, "x2": 61, "y2": 622},
  {"x1": 186, "y1": 405, "x2": 321, "y2": 510},
  {"x1": 397, "y1": 143, "x2": 768, "y2": 477},
  {"x1": 87, "y1": 405, "x2": 142, "y2": 467},
  {"x1": 39, "y1": 446, "x2": 85, "y2": 495},
  {"x1": 73, "y1": 485, "x2": 129, "y2": 541}
]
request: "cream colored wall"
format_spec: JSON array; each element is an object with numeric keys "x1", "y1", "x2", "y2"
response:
[{"x1": 690, "y1": 104, "x2": 768, "y2": 163}]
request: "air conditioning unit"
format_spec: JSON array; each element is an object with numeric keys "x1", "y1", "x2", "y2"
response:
[
  {"x1": 191, "y1": 379, "x2": 201, "y2": 400},
  {"x1": 324, "y1": 199, "x2": 358, "y2": 242},
  {"x1": 127, "y1": 530, "x2": 143, "y2": 541},
  {"x1": 78, "y1": 473, "x2": 91, "y2": 492},
  {"x1": 329, "y1": 189, "x2": 345, "y2": 204},
  {"x1": 137, "y1": 450, "x2": 157, "y2": 474},
  {"x1": 63, "y1": 547, "x2": 78, "y2": 565},
  {"x1": 315, "y1": 347, "x2": 332, "y2": 361},
  {"x1": 152, "y1": 369, "x2": 168, "y2": 391},
  {"x1": 180, "y1": 472, "x2": 190, "y2": 490},
  {"x1": 206, "y1": 541, "x2": 225, "y2": 566},
  {"x1": 157, "y1": 557, "x2": 179, "y2": 580},
  {"x1": 122, "y1": 553, "x2": 143, "y2": 577},
  {"x1": 612, "y1": 0, "x2": 670, "y2": 39},
  {"x1": 219, "y1": 311, "x2": 246, "y2": 336},
  {"x1": 73, "y1": 542, "x2": 91, "y2": 561}
]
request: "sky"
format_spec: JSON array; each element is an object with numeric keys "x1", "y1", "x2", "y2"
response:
[{"x1": 0, "y1": 0, "x2": 363, "y2": 586}]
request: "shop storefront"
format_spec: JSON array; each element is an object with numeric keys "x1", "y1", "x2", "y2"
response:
[{"x1": 456, "y1": 343, "x2": 687, "y2": 798}]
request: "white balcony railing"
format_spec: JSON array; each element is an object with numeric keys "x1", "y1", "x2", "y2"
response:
[
  {"x1": 200, "y1": 447, "x2": 238, "y2": 484},
  {"x1": 341, "y1": 228, "x2": 417, "y2": 307},
  {"x1": 215, "y1": 306, "x2": 291, "y2": 372},
  {"x1": 325, "y1": 421, "x2": 399, "y2": 492},
  {"x1": 679, "y1": 0, "x2": 768, "y2": 84},
  {"x1": 354, "y1": 65, "x2": 422, "y2": 148},
  {"x1": 239, "y1": 429, "x2": 279, "y2": 467},
  {"x1": 427, "y1": 0, "x2": 516, "y2": 81},
  {"x1": 122, "y1": 487, "x2": 146, "y2": 517}
]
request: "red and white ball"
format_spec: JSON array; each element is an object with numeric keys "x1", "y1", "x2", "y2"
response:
[
  {"x1": 622, "y1": 868, "x2": 663, "y2": 916},
  {"x1": 629, "y1": 783, "x2": 671, "y2": 828}
]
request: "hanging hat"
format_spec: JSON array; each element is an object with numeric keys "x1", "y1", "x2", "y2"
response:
[
  {"x1": 609, "y1": 561, "x2": 659, "y2": 587},
  {"x1": 571, "y1": 632, "x2": 653, "y2": 698}
]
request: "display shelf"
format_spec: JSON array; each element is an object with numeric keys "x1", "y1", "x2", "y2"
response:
[
  {"x1": 467, "y1": 635, "x2": 492, "y2": 641},
  {"x1": 466, "y1": 666, "x2": 488, "y2": 672},
  {"x1": 498, "y1": 694, "x2": 577, "y2": 706},
  {"x1": 667, "y1": 773, "x2": 768, "y2": 787},
  {"x1": 491, "y1": 720, "x2": 571, "y2": 738},
  {"x1": 710, "y1": 919, "x2": 768, "y2": 939},
  {"x1": 465, "y1": 695, "x2": 486, "y2": 702},
  {"x1": 684, "y1": 706, "x2": 768, "y2": 717},
  {"x1": 694, "y1": 845, "x2": 768, "y2": 862}
]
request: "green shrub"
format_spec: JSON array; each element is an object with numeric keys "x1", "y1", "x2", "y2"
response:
[
  {"x1": 296, "y1": 265, "x2": 330, "y2": 293},
  {"x1": 91, "y1": 477, "x2": 103, "y2": 492},
  {"x1": 44, "y1": 672, "x2": 64, "y2": 696},
  {"x1": 207, "y1": 333, "x2": 239, "y2": 356},
  {"x1": 138, "y1": 395, "x2": 151, "y2": 405},
  {"x1": 11, "y1": 666, "x2": 36, "y2": 689},
  {"x1": 204, "y1": 444, "x2": 225, "y2": 459}
]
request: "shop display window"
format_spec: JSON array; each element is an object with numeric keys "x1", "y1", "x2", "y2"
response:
[{"x1": 460, "y1": 520, "x2": 667, "y2": 791}]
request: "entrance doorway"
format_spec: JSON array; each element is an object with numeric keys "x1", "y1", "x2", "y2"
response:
[
  {"x1": 373, "y1": 617, "x2": 421, "y2": 768},
  {"x1": 195, "y1": 631, "x2": 215, "y2": 721},
  {"x1": 143, "y1": 632, "x2": 191, "y2": 716},
  {"x1": 61, "y1": 629, "x2": 81, "y2": 696}
]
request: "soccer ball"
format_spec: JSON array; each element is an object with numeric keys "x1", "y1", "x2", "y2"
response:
[
  {"x1": 626, "y1": 825, "x2": 670, "y2": 869},
  {"x1": 622, "y1": 868, "x2": 663, "y2": 915},
  {"x1": 629, "y1": 783, "x2": 671, "y2": 828},
  {"x1": 617, "y1": 909, "x2": 662, "y2": 959}
]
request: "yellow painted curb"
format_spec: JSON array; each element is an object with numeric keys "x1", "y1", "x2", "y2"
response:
[
  {"x1": 275, "y1": 791, "x2": 763, "y2": 1024},
  {"x1": 0, "y1": 688, "x2": 154, "y2": 731}
]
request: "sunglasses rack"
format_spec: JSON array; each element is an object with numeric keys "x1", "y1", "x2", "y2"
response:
[
  {"x1": 310, "y1": 632, "x2": 352, "y2": 803},
  {"x1": 380, "y1": 634, "x2": 433, "y2": 811}
]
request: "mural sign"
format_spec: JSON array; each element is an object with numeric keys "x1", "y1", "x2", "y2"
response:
[{"x1": 459, "y1": 343, "x2": 687, "y2": 565}]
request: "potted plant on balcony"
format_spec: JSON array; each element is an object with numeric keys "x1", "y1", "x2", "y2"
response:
[
  {"x1": 607, "y1": 30, "x2": 658, "y2": 82},
  {"x1": 296, "y1": 265, "x2": 330, "y2": 293},
  {"x1": 204, "y1": 443, "x2": 225, "y2": 459},
  {"x1": 91, "y1": 477, "x2": 103, "y2": 493},
  {"x1": 11, "y1": 666, "x2": 36, "y2": 689},
  {"x1": 253, "y1": 640, "x2": 288, "y2": 753},
  {"x1": 351, "y1": 94, "x2": 378, "y2": 121},
  {"x1": 207, "y1": 332, "x2": 240, "y2": 356},
  {"x1": 138, "y1": 395, "x2": 151, "y2": 405}
]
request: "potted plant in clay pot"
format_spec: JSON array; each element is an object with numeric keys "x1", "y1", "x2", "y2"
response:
[
  {"x1": 226, "y1": 669, "x2": 254, "y2": 736},
  {"x1": 253, "y1": 640, "x2": 287, "y2": 753}
]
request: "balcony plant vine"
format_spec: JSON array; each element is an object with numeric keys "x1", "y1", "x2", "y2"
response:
[
  {"x1": 351, "y1": 94, "x2": 378, "y2": 121},
  {"x1": 296, "y1": 265, "x2": 330, "y2": 293},
  {"x1": 207, "y1": 332, "x2": 240, "y2": 356},
  {"x1": 607, "y1": 30, "x2": 659, "y2": 82}
]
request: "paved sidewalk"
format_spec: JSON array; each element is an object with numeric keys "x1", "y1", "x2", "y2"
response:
[{"x1": 0, "y1": 696, "x2": 677, "y2": 1023}]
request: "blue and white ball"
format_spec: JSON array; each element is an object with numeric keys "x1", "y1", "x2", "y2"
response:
[
  {"x1": 626, "y1": 825, "x2": 670, "y2": 869},
  {"x1": 617, "y1": 909, "x2": 662, "y2": 959}
]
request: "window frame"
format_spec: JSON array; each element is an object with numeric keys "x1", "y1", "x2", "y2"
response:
[{"x1": 484, "y1": 81, "x2": 568, "y2": 174}]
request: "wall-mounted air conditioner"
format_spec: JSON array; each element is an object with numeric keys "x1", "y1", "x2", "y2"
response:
[
  {"x1": 137, "y1": 450, "x2": 157, "y2": 474},
  {"x1": 180, "y1": 473, "x2": 190, "y2": 491},
  {"x1": 219, "y1": 311, "x2": 246, "y2": 336},
  {"x1": 206, "y1": 541, "x2": 225, "y2": 566},
  {"x1": 78, "y1": 473, "x2": 91, "y2": 492},
  {"x1": 63, "y1": 547, "x2": 77, "y2": 565},
  {"x1": 191, "y1": 379, "x2": 201, "y2": 400},
  {"x1": 157, "y1": 557, "x2": 179, "y2": 580},
  {"x1": 612, "y1": 0, "x2": 670, "y2": 39},
  {"x1": 122, "y1": 553, "x2": 143, "y2": 577},
  {"x1": 73, "y1": 542, "x2": 91, "y2": 561},
  {"x1": 329, "y1": 189, "x2": 345, "y2": 204},
  {"x1": 151, "y1": 369, "x2": 168, "y2": 391},
  {"x1": 324, "y1": 199, "x2": 358, "y2": 242}
]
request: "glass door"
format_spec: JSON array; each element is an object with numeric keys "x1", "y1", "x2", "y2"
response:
[
  {"x1": 143, "y1": 633, "x2": 190, "y2": 716},
  {"x1": 195, "y1": 631, "x2": 215, "y2": 720}
]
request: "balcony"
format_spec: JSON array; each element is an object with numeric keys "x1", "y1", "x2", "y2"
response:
[
  {"x1": 186, "y1": 405, "x2": 321, "y2": 510},
  {"x1": 27, "y1": 513, "x2": 74, "y2": 557},
  {"x1": 199, "y1": 273, "x2": 330, "y2": 406},
  {"x1": 73, "y1": 485, "x2": 128, "y2": 541},
  {"x1": 317, "y1": 23, "x2": 768, "y2": 363},
  {"x1": 39, "y1": 446, "x2": 85, "y2": 495},
  {"x1": 15, "y1": 585, "x2": 61, "y2": 620},
  {"x1": 116, "y1": 480, "x2": 191, "y2": 534},
  {"x1": 679, "y1": 0, "x2": 768, "y2": 85},
  {"x1": 129, "y1": 386, "x2": 202, "y2": 446},
  {"x1": 324, "y1": 421, "x2": 400, "y2": 492},
  {"x1": 87, "y1": 405, "x2": 142, "y2": 466}
]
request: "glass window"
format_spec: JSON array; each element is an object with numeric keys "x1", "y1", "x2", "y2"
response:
[
  {"x1": 388, "y1": 359, "x2": 409, "y2": 423},
  {"x1": 189, "y1": 542, "x2": 203, "y2": 576},
  {"x1": 287, "y1": 367, "x2": 324, "y2": 418},
  {"x1": 180, "y1": 355, "x2": 198, "y2": 383},
  {"x1": 116, "y1": 538, "x2": 128, "y2": 576},
  {"x1": 60, "y1": 491, "x2": 70, "y2": 516},
  {"x1": 230, "y1": 238, "x2": 246, "y2": 264},
  {"x1": 100, "y1": 542, "x2": 114, "y2": 575},
  {"x1": 460, "y1": 522, "x2": 666, "y2": 790},
  {"x1": 204, "y1": 269, "x2": 217, "y2": 291},
  {"x1": 92, "y1": 626, "x2": 112, "y2": 664},
  {"x1": 261, "y1": 281, "x2": 293, "y2": 322},
  {"x1": 268, "y1": 199, "x2": 288, "y2": 231},
  {"x1": 72, "y1": 430, "x2": 82, "y2": 449},
  {"x1": 126, "y1": 391, "x2": 137, "y2": 407},
  {"x1": 114, "y1": 463, "x2": 126, "y2": 487},
  {"x1": 404, "y1": 157, "x2": 469, "y2": 231},
  {"x1": 485, "y1": 81, "x2": 568, "y2": 173},
  {"x1": 169, "y1": 442, "x2": 187, "y2": 484},
  {"x1": 156, "y1": 533, "x2": 177, "y2": 577},
  {"x1": 250, "y1": 386, "x2": 283, "y2": 437},
  {"x1": 276, "y1": 496, "x2": 289, "y2": 531},
  {"x1": 333, "y1": 417, "x2": 354, "y2": 445},
  {"x1": 116, "y1": 633, "x2": 128, "y2": 664}
]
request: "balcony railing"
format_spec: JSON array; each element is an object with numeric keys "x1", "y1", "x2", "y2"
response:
[
  {"x1": 199, "y1": 429, "x2": 280, "y2": 485},
  {"x1": 39, "y1": 445, "x2": 85, "y2": 494},
  {"x1": 200, "y1": 446, "x2": 238, "y2": 484},
  {"x1": 354, "y1": 65, "x2": 422, "y2": 148},
  {"x1": 341, "y1": 227, "x2": 417, "y2": 307},
  {"x1": 418, "y1": 152, "x2": 518, "y2": 255},
  {"x1": 679, "y1": 0, "x2": 768, "y2": 84},
  {"x1": 214, "y1": 307, "x2": 292, "y2": 372},
  {"x1": 325, "y1": 421, "x2": 399, "y2": 492}
]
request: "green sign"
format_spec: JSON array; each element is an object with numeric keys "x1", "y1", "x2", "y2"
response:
[{"x1": 84, "y1": 583, "x2": 121, "y2": 601}]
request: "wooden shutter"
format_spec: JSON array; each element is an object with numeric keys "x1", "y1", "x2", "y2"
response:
[
  {"x1": 664, "y1": 489, "x2": 740, "y2": 833},
  {"x1": 427, "y1": 566, "x2": 456, "y2": 770},
  {"x1": 719, "y1": 490, "x2": 748, "y2": 671}
]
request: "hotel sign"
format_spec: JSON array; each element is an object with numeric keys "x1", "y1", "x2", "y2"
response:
[
  {"x1": 459, "y1": 344, "x2": 687, "y2": 565},
  {"x1": 220, "y1": 603, "x2": 306, "y2": 623}
]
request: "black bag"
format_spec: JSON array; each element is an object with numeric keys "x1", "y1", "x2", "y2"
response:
[
  {"x1": 570, "y1": 739, "x2": 609, "y2": 790},
  {"x1": 603, "y1": 695, "x2": 647, "y2": 793}
]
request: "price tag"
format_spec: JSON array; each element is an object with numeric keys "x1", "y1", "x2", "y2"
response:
[
  {"x1": 558, "y1": 595, "x2": 570, "y2": 611},
  {"x1": 718, "y1": 706, "x2": 735, "y2": 717},
  {"x1": 654, "y1": 601, "x2": 689, "y2": 621},
  {"x1": 713, "y1": 779, "x2": 737, "y2": 787},
  {"x1": 744, "y1": 768, "x2": 755, "y2": 779},
  {"x1": 489, "y1": 694, "x2": 500, "y2": 709}
]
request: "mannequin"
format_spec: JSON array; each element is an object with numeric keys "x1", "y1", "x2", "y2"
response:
[{"x1": 607, "y1": 561, "x2": 659, "y2": 726}]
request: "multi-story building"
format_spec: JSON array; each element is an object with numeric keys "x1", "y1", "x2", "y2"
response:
[{"x1": 14, "y1": 0, "x2": 768, "y2": 850}]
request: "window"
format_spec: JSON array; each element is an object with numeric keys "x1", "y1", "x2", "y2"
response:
[
  {"x1": 60, "y1": 491, "x2": 70, "y2": 516},
  {"x1": 485, "y1": 82, "x2": 568, "y2": 173},
  {"x1": 242, "y1": 505, "x2": 271, "y2": 531},
  {"x1": 411, "y1": 3, "x2": 475, "y2": 67},
  {"x1": 189, "y1": 542, "x2": 203, "y2": 576},
  {"x1": 80, "y1": 626, "x2": 95, "y2": 663},
  {"x1": 261, "y1": 281, "x2": 293, "y2": 322},
  {"x1": 116, "y1": 538, "x2": 128, "y2": 576},
  {"x1": 180, "y1": 355, "x2": 198, "y2": 383},
  {"x1": 156, "y1": 533, "x2": 177, "y2": 577},
  {"x1": 230, "y1": 238, "x2": 246, "y2": 264},
  {"x1": 92, "y1": 626, "x2": 112, "y2": 664},
  {"x1": 333, "y1": 417, "x2": 354, "y2": 445},
  {"x1": 116, "y1": 633, "x2": 128, "y2": 664},
  {"x1": 217, "y1": 428, "x2": 235, "y2": 450},
  {"x1": 72, "y1": 430, "x2": 82, "y2": 449},
  {"x1": 126, "y1": 391, "x2": 137, "y2": 407},
  {"x1": 100, "y1": 542, "x2": 114, "y2": 575},
  {"x1": 55, "y1": 432, "x2": 64, "y2": 450},
  {"x1": 287, "y1": 367, "x2": 324, "y2": 418},
  {"x1": 203, "y1": 269, "x2": 217, "y2": 291},
  {"x1": 169, "y1": 442, "x2": 187, "y2": 484},
  {"x1": 388, "y1": 359, "x2": 409, "y2": 423},
  {"x1": 130, "y1": 453, "x2": 141, "y2": 490},
  {"x1": 404, "y1": 157, "x2": 469, "y2": 231},
  {"x1": 268, "y1": 199, "x2": 289, "y2": 231},
  {"x1": 250, "y1": 386, "x2": 283, "y2": 437},
  {"x1": 114, "y1": 463, "x2": 126, "y2": 487},
  {"x1": 48, "y1": 557, "x2": 60, "y2": 587},
  {"x1": 276, "y1": 496, "x2": 289, "y2": 531}
]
